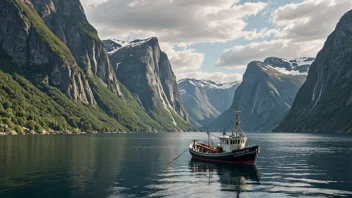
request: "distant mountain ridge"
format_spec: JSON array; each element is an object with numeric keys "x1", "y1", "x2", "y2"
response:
[
  {"x1": 209, "y1": 56, "x2": 314, "y2": 132},
  {"x1": 177, "y1": 78, "x2": 240, "y2": 128},
  {"x1": 274, "y1": 10, "x2": 352, "y2": 133}
]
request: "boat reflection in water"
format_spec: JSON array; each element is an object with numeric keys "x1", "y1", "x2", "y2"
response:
[{"x1": 189, "y1": 159, "x2": 261, "y2": 197}]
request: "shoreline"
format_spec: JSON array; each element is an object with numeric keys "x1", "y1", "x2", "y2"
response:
[{"x1": 0, "y1": 131, "x2": 122, "y2": 136}]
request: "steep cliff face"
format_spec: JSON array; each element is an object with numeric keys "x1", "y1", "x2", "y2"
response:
[
  {"x1": 105, "y1": 38, "x2": 193, "y2": 130},
  {"x1": 0, "y1": 0, "x2": 192, "y2": 132},
  {"x1": 210, "y1": 58, "x2": 312, "y2": 132},
  {"x1": 159, "y1": 52, "x2": 188, "y2": 119},
  {"x1": 0, "y1": 0, "x2": 95, "y2": 104},
  {"x1": 31, "y1": 0, "x2": 121, "y2": 95},
  {"x1": 177, "y1": 79, "x2": 240, "y2": 127},
  {"x1": 274, "y1": 10, "x2": 352, "y2": 133}
]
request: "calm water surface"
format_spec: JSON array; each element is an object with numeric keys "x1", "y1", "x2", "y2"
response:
[{"x1": 0, "y1": 133, "x2": 351, "y2": 198}]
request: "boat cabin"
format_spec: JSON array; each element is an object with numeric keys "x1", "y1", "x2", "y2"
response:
[{"x1": 219, "y1": 135, "x2": 247, "y2": 152}]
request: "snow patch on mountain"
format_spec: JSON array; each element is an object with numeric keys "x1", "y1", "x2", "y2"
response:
[
  {"x1": 293, "y1": 57, "x2": 315, "y2": 66},
  {"x1": 269, "y1": 66, "x2": 308, "y2": 76},
  {"x1": 263, "y1": 57, "x2": 315, "y2": 76},
  {"x1": 107, "y1": 38, "x2": 154, "y2": 55},
  {"x1": 178, "y1": 79, "x2": 241, "y2": 92}
]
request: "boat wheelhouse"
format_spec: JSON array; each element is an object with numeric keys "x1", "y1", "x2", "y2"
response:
[{"x1": 189, "y1": 108, "x2": 260, "y2": 164}]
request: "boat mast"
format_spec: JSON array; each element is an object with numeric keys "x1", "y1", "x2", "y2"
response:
[
  {"x1": 234, "y1": 107, "x2": 241, "y2": 137},
  {"x1": 223, "y1": 121, "x2": 227, "y2": 135}
]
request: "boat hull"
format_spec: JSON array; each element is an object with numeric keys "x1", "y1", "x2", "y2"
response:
[{"x1": 189, "y1": 144, "x2": 259, "y2": 165}]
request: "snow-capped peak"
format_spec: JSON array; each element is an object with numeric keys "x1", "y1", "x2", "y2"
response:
[
  {"x1": 105, "y1": 38, "x2": 155, "y2": 55},
  {"x1": 263, "y1": 56, "x2": 315, "y2": 76},
  {"x1": 178, "y1": 78, "x2": 241, "y2": 90}
]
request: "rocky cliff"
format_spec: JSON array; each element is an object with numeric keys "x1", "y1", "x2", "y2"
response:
[
  {"x1": 210, "y1": 57, "x2": 313, "y2": 132},
  {"x1": 274, "y1": 10, "x2": 352, "y2": 133},
  {"x1": 177, "y1": 79, "x2": 240, "y2": 127},
  {"x1": 31, "y1": 0, "x2": 122, "y2": 95},
  {"x1": 0, "y1": 0, "x2": 97, "y2": 104},
  {"x1": 0, "y1": 0, "x2": 193, "y2": 132},
  {"x1": 104, "y1": 38, "x2": 192, "y2": 130}
]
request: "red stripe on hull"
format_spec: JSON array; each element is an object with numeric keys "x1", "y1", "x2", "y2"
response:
[{"x1": 191, "y1": 155, "x2": 256, "y2": 165}]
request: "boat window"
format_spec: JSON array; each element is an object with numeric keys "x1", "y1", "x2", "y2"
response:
[{"x1": 227, "y1": 140, "x2": 229, "y2": 144}]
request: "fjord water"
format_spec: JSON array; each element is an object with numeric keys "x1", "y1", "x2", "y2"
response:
[{"x1": 0, "y1": 133, "x2": 351, "y2": 198}]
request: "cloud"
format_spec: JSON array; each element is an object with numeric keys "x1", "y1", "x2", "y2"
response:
[
  {"x1": 217, "y1": 39, "x2": 323, "y2": 68},
  {"x1": 80, "y1": 0, "x2": 110, "y2": 8},
  {"x1": 273, "y1": 0, "x2": 352, "y2": 42},
  {"x1": 217, "y1": 0, "x2": 352, "y2": 68},
  {"x1": 83, "y1": 0, "x2": 267, "y2": 45},
  {"x1": 243, "y1": 28, "x2": 282, "y2": 40},
  {"x1": 160, "y1": 44, "x2": 205, "y2": 72},
  {"x1": 176, "y1": 71, "x2": 243, "y2": 83}
]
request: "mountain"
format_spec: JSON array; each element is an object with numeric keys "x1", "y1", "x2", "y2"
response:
[
  {"x1": 177, "y1": 79, "x2": 240, "y2": 127},
  {"x1": 274, "y1": 10, "x2": 352, "y2": 133},
  {"x1": 210, "y1": 57, "x2": 314, "y2": 132},
  {"x1": 31, "y1": 0, "x2": 122, "y2": 96},
  {"x1": 103, "y1": 38, "x2": 192, "y2": 131},
  {"x1": 0, "y1": 0, "x2": 193, "y2": 133}
]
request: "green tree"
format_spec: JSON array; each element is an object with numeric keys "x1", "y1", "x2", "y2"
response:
[
  {"x1": 14, "y1": 125, "x2": 23, "y2": 133},
  {"x1": 2, "y1": 100, "x2": 12, "y2": 109},
  {"x1": 1, "y1": 118, "x2": 14, "y2": 128},
  {"x1": 25, "y1": 120, "x2": 42, "y2": 131}
]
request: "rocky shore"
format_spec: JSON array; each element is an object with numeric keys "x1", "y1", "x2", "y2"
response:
[{"x1": 0, "y1": 124, "x2": 120, "y2": 136}]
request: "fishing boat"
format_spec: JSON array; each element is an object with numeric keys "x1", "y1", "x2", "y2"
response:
[{"x1": 189, "y1": 108, "x2": 260, "y2": 164}]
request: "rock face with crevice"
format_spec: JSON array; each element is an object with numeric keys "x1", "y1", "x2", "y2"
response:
[
  {"x1": 31, "y1": 0, "x2": 122, "y2": 96},
  {"x1": 274, "y1": 10, "x2": 352, "y2": 133},
  {"x1": 0, "y1": 0, "x2": 96, "y2": 104},
  {"x1": 105, "y1": 38, "x2": 192, "y2": 131}
]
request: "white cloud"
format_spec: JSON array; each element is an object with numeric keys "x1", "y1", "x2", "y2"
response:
[
  {"x1": 217, "y1": 39, "x2": 323, "y2": 68},
  {"x1": 273, "y1": 0, "x2": 352, "y2": 42},
  {"x1": 80, "y1": 0, "x2": 110, "y2": 8},
  {"x1": 160, "y1": 44, "x2": 205, "y2": 72},
  {"x1": 176, "y1": 71, "x2": 243, "y2": 83},
  {"x1": 83, "y1": 0, "x2": 267, "y2": 45},
  {"x1": 217, "y1": 0, "x2": 352, "y2": 68},
  {"x1": 243, "y1": 28, "x2": 282, "y2": 40}
]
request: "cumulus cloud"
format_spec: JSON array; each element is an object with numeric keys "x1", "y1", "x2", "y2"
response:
[
  {"x1": 83, "y1": 0, "x2": 267, "y2": 45},
  {"x1": 176, "y1": 72, "x2": 243, "y2": 83},
  {"x1": 217, "y1": 0, "x2": 352, "y2": 68},
  {"x1": 160, "y1": 44, "x2": 205, "y2": 72},
  {"x1": 243, "y1": 28, "x2": 282, "y2": 40},
  {"x1": 217, "y1": 39, "x2": 323, "y2": 68},
  {"x1": 273, "y1": 0, "x2": 352, "y2": 42},
  {"x1": 81, "y1": 0, "x2": 110, "y2": 8}
]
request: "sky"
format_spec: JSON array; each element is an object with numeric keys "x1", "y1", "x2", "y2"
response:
[{"x1": 81, "y1": 0, "x2": 352, "y2": 83}]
